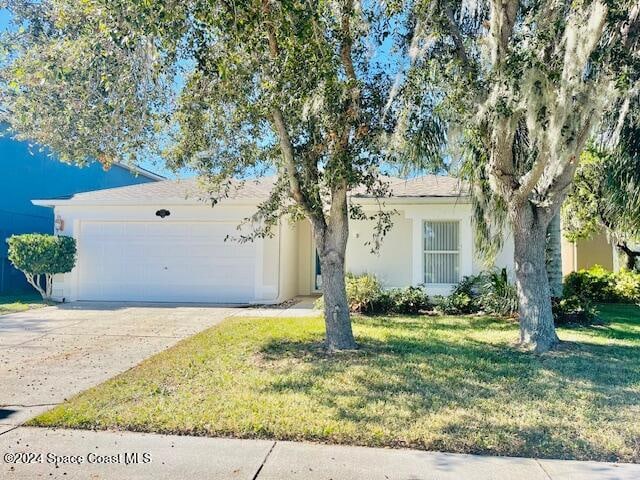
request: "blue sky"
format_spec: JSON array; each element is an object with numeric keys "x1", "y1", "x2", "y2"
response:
[
  {"x1": 0, "y1": 7, "x2": 416, "y2": 181},
  {"x1": 0, "y1": 9, "x2": 10, "y2": 29}
]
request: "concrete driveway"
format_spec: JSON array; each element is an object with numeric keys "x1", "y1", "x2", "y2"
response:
[{"x1": 0, "y1": 303, "x2": 239, "y2": 429}]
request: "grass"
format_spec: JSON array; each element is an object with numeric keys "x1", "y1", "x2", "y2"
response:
[
  {"x1": 0, "y1": 293, "x2": 43, "y2": 315},
  {"x1": 29, "y1": 304, "x2": 640, "y2": 462}
]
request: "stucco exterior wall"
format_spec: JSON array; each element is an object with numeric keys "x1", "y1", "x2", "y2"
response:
[
  {"x1": 296, "y1": 220, "x2": 313, "y2": 296},
  {"x1": 561, "y1": 230, "x2": 615, "y2": 276},
  {"x1": 346, "y1": 210, "x2": 413, "y2": 288},
  {"x1": 51, "y1": 203, "x2": 285, "y2": 304},
  {"x1": 298, "y1": 201, "x2": 515, "y2": 297},
  {"x1": 49, "y1": 199, "x2": 516, "y2": 303},
  {"x1": 277, "y1": 219, "x2": 300, "y2": 302}
]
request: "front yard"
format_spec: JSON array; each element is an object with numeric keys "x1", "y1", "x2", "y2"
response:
[
  {"x1": 0, "y1": 293, "x2": 43, "y2": 315},
  {"x1": 30, "y1": 304, "x2": 640, "y2": 462}
]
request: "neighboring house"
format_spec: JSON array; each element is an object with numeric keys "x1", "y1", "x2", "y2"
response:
[
  {"x1": 33, "y1": 175, "x2": 516, "y2": 304},
  {"x1": 561, "y1": 230, "x2": 616, "y2": 275},
  {"x1": 561, "y1": 231, "x2": 639, "y2": 274},
  {"x1": 0, "y1": 136, "x2": 163, "y2": 294}
]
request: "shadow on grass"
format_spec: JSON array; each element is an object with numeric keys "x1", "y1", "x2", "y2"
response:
[
  {"x1": 257, "y1": 313, "x2": 640, "y2": 460},
  {"x1": 352, "y1": 314, "x2": 517, "y2": 332},
  {"x1": 567, "y1": 303, "x2": 640, "y2": 343}
]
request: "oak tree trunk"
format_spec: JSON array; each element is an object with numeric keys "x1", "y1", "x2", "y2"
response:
[
  {"x1": 546, "y1": 213, "x2": 564, "y2": 298},
  {"x1": 318, "y1": 245, "x2": 355, "y2": 350},
  {"x1": 512, "y1": 203, "x2": 560, "y2": 353},
  {"x1": 312, "y1": 187, "x2": 356, "y2": 351}
]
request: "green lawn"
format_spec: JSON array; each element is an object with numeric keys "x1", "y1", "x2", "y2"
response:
[
  {"x1": 29, "y1": 304, "x2": 640, "y2": 462},
  {"x1": 0, "y1": 293, "x2": 43, "y2": 315}
]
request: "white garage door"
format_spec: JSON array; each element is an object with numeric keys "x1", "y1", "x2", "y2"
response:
[{"x1": 77, "y1": 221, "x2": 257, "y2": 303}]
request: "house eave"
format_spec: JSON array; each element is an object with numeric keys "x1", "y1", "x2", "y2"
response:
[
  {"x1": 33, "y1": 194, "x2": 471, "y2": 209},
  {"x1": 31, "y1": 198, "x2": 262, "y2": 208},
  {"x1": 353, "y1": 195, "x2": 470, "y2": 205},
  {"x1": 112, "y1": 163, "x2": 166, "y2": 181}
]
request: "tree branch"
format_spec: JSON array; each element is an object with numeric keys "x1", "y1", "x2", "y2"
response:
[
  {"x1": 621, "y1": 0, "x2": 640, "y2": 48},
  {"x1": 261, "y1": 0, "x2": 324, "y2": 227},
  {"x1": 339, "y1": 0, "x2": 361, "y2": 146},
  {"x1": 487, "y1": 117, "x2": 518, "y2": 199},
  {"x1": 442, "y1": 3, "x2": 470, "y2": 70},
  {"x1": 489, "y1": 0, "x2": 518, "y2": 64},
  {"x1": 514, "y1": 154, "x2": 548, "y2": 205},
  {"x1": 24, "y1": 272, "x2": 46, "y2": 299}
]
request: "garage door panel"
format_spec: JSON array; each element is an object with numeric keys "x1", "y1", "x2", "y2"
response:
[{"x1": 77, "y1": 221, "x2": 258, "y2": 302}]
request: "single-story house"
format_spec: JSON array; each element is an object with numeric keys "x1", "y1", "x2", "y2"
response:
[{"x1": 33, "y1": 175, "x2": 516, "y2": 304}]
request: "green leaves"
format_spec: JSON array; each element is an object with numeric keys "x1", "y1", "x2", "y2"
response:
[
  {"x1": 563, "y1": 145, "x2": 640, "y2": 246},
  {"x1": 7, "y1": 234, "x2": 77, "y2": 276}
]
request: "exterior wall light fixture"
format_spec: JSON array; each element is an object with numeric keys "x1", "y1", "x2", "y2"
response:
[{"x1": 54, "y1": 215, "x2": 65, "y2": 232}]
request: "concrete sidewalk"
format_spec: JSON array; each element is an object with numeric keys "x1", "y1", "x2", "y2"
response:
[{"x1": 1, "y1": 427, "x2": 638, "y2": 480}]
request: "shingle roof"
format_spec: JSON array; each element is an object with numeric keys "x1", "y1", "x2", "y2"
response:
[
  {"x1": 378, "y1": 175, "x2": 467, "y2": 198},
  {"x1": 35, "y1": 175, "x2": 467, "y2": 205}
]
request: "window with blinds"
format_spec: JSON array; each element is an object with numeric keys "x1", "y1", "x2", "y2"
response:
[{"x1": 423, "y1": 221, "x2": 460, "y2": 284}]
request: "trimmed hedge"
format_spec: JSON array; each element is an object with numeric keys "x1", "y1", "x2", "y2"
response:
[
  {"x1": 7, "y1": 234, "x2": 76, "y2": 275},
  {"x1": 563, "y1": 265, "x2": 640, "y2": 304},
  {"x1": 6, "y1": 234, "x2": 77, "y2": 300}
]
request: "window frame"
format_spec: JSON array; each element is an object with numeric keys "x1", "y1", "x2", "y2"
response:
[{"x1": 422, "y1": 220, "x2": 461, "y2": 286}]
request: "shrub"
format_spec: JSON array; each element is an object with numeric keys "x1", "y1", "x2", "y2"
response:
[
  {"x1": 612, "y1": 269, "x2": 640, "y2": 303},
  {"x1": 386, "y1": 286, "x2": 431, "y2": 314},
  {"x1": 432, "y1": 292, "x2": 475, "y2": 315},
  {"x1": 6, "y1": 234, "x2": 76, "y2": 301},
  {"x1": 315, "y1": 274, "x2": 431, "y2": 315},
  {"x1": 435, "y1": 275, "x2": 480, "y2": 314},
  {"x1": 563, "y1": 265, "x2": 616, "y2": 302},
  {"x1": 344, "y1": 273, "x2": 383, "y2": 313},
  {"x1": 314, "y1": 273, "x2": 383, "y2": 314},
  {"x1": 563, "y1": 265, "x2": 640, "y2": 304},
  {"x1": 434, "y1": 269, "x2": 518, "y2": 316},
  {"x1": 477, "y1": 269, "x2": 519, "y2": 316},
  {"x1": 552, "y1": 296, "x2": 598, "y2": 325}
]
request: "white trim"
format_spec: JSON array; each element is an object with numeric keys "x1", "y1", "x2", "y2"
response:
[
  {"x1": 411, "y1": 219, "x2": 423, "y2": 285},
  {"x1": 33, "y1": 195, "x2": 471, "y2": 209},
  {"x1": 31, "y1": 198, "x2": 264, "y2": 208},
  {"x1": 422, "y1": 220, "x2": 461, "y2": 286},
  {"x1": 353, "y1": 196, "x2": 470, "y2": 205},
  {"x1": 407, "y1": 208, "x2": 474, "y2": 293},
  {"x1": 112, "y1": 163, "x2": 165, "y2": 181}
]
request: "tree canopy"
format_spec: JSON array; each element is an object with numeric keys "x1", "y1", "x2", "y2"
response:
[
  {"x1": 7, "y1": 234, "x2": 76, "y2": 300},
  {"x1": 0, "y1": 0, "x2": 444, "y2": 350}
]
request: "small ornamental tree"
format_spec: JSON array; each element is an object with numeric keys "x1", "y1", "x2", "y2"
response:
[{"x1": 6, "y1": 234, "x2": 77, "y2": 301}]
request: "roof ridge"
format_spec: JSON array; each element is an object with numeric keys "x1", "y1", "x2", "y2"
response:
[{"x1": 33, "y1": 174, "x2": 467, "y2": 206}]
